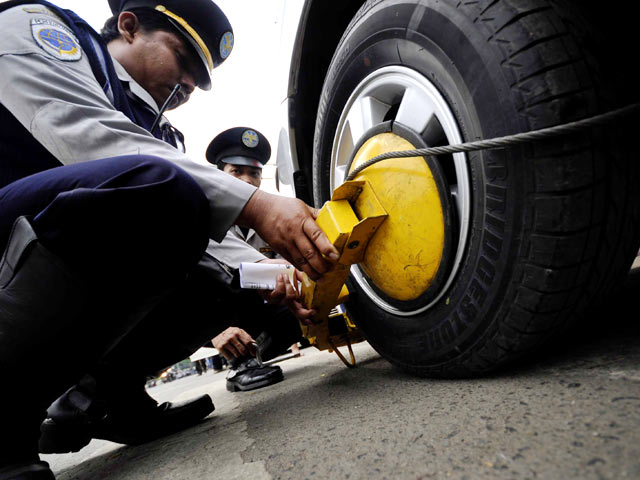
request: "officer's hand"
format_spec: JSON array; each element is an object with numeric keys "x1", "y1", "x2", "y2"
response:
[
  {"x1": 261, "y1": 271, "x2": 316, "y2": 325},
  {"x1": 212, "y1": 327, "x2": 256, "y2": 360},
  {"x1": 236, "y1": 190, "x2": 339, "y2": 280},
  {"x1": 256, "y1": 259, "x2": 315, "y2": 324}
]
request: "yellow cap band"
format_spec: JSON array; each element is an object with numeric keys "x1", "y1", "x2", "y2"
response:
[{"x1": 155, "y1": 5, "x2": 213, "y2": 71}]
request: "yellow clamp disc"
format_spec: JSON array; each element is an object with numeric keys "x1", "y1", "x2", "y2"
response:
[{"x1": 349, "y1": 131, "x2": 451, "y2": 302}]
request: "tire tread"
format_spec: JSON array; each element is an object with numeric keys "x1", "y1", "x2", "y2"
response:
[{"x1": 417, "y1": 0, "x2": 638, "y2": 376}]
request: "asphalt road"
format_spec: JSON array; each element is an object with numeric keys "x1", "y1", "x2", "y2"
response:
[{"x1": 43, "y1": 267, "x2": 640, "y2": 480}]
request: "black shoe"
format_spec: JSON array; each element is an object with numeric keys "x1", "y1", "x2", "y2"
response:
[
  {"x1": 39, "y1": 385, "x2": 214, "y2": 453},
  {"x1": 226, "y1": 358, "x2": 283, "y2": 392},
  {"x1": 0, "y1": 461, "x2": 54, "y2": 480},
  {"x1": 91, "y1": 394, "x2": 214, "y2": 446}
]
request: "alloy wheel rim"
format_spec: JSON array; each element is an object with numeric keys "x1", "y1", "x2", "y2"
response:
[{"x1": 330, "y1": 65, "x2": 471, "y2": 316}]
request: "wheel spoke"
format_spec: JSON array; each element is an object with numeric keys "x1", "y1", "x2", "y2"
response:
[
  {"x1": 346, "y1": 96, "x2": 389, "y2": 144},
  {"x1": 395, "y1": 86, "x2": 437, "y2": 135},
  {"x1": 360, "y1": 95, "x2": 390, "y2": 132},
  {"x1": 423, "y1": 115, "x2": 447, "y2": 147},
  {"x1": 335, "y1": 122, "x2": 354, "y2": 182},
  {"x1": 335, "y1": 96, "x2": 389, "y2": 185},
  {"x1": 335, "y1": 164, "x2": 347, "y2": 184}
]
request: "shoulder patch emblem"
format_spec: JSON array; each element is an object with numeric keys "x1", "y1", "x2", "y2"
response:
[
  {"x1": 31, "y1": 18, "x2": 82, "y2": 62},
  {"x1": 242, "y1": 129, "x2": 259, "y2": 148}
]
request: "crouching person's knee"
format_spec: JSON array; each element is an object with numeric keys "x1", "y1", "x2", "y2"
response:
[{"x1": 30, "y1": 155, "x2": 211, "y2": 292}]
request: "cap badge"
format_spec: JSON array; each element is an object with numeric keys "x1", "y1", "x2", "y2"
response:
[
  {"x1": 242, "y1": 130, "x2": 259, "y2": 148},
  {"x1": 31, "y1": 19, "x2": 81, "y2": 62},
  {"x1": 220, "y1": 31, "x2": 234, "y2": 60},
  {"x1": 155, "y1": 5, "x2": 213, "y2": 71}
]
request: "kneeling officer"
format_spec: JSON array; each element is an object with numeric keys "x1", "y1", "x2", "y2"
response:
[
  {"x1": 0, "y1": 1, "x2": 337, "y2": 479},
  {"x1": 206, "y1": 127, "x2": 311, "y2": 392}
]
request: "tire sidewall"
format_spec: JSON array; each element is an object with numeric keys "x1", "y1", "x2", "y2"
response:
[{"x1": 313, "y1": 0, "x2": 532, "y2": 373}]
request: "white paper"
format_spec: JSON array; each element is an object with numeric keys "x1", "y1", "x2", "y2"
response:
[
  {"x1": 239, "y1": 262, "x2": 295, "y2": 290},
  {"x1": 189, "y1": 347, "x2": 219, "y2": 362}
]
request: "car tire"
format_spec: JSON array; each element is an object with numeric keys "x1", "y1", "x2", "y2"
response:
[{"x1": 312, "y1": 0, "x2": 640, "y2": 377}]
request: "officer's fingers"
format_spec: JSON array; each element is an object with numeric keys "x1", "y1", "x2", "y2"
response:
[
  {"x1": 220, "y1": 331, "x2": 243, "y2": 357},
  {"x1": 293, "y1": 269, "x2": 305, "y2": 295},
  {"x1": 236, "y1": 329, "x2": 255, "y2": 345},
  {"x1": 220, "y1": 345, "x2": 235, "y2": 361},
  {"x1": 292, "y1": 301, "x2": 315, "y2": 324},
  {"x1": 281, "y1": 278, "x2": 312, "y2": 321},
  {"x1": 213, "y1": 329, "x2": 233, "y2": 350},
  {"x1": 292, "y1": 233, "x2": 330, "y2": 281},
  {"x1": 267, "y1": 275, "x2": 288, "y2": 304},
  {"x1": 307, "y1": 205, "x2": 321, "y2": 219},
  {"x1": 258, "y1": 258, "x2": 291, "y2": 266},
  {"x1": 229, "y1": 335, "x2": 248, "y2": 356},
  {"x1": 281, "y1": 274, "x2": 298, "y2": 302},
  {"x1": 302, "y1": 216, "x2": 339, "y2": 262},
  {"x1": 228, "y1": 340, "x2": 245, "y2": 357},
  {"x1": 269, "y1": 274, "x2": 298, "y2": 305},
  {"x1": 226, "y1": 327, "x2": 244, "y2": 341},
  {"x1": 286, "y1": 242, "x2": 317, "y2": 280},
  {"x1": 225, "y1": 327, "x2": 243, "y2": 337}
]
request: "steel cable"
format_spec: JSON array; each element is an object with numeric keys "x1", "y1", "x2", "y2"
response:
[{"x1": 345, "y1": 103, "x2": 640, "y2": 181}]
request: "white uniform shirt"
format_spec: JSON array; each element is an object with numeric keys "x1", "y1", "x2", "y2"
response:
[
  {"x1": 0, "y1": 5, "x2": 256, "y2": 242},
  {"x1": 208, "y1": 225, "x2": 282, "y2": 269}
]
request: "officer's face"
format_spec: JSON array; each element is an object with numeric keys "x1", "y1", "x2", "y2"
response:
[
  {"x1": 135, "y1": 30, "x2": 201, "y2": 109},
  {"x1": 115, "y1": 13, "x2": 202, "y2": 109},
  {"x1": 222, "y1": 164, "x2": 262, "y2": 188}
]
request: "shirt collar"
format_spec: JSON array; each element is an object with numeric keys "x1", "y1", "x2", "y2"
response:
[{"x1": 112, "y1": 59, "x2": 159, "y2": 114}]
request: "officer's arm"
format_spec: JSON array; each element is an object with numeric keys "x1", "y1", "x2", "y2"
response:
[
  {"x1": 206, "y1": 232, "x2": 266, "y2": 270},
  {"x1": 0, "y1": 8, "x2": 337, "y2": 277},
  {"x1": 0, "y1": 8, "x2": 252, "y2": 241}
]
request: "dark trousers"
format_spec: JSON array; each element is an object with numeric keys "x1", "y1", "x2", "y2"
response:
[
  {"x1": 0, "y1": 155, "x2": 210, "y2": 287},
  {"x1": 0, "y1": 156, "x2": 210, "y2": 460}
]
